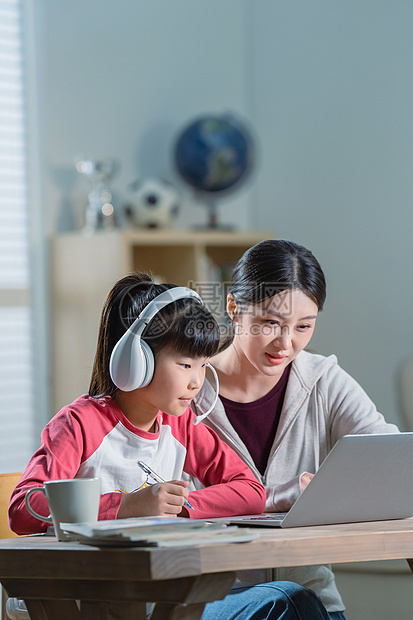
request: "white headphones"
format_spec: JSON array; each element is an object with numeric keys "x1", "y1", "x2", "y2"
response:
[{"x1": 109, "y1": 286, "x2": 219, "y2": 423}]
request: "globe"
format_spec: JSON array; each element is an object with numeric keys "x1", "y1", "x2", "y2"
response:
[{"x1": 174, "y1": 113, "x2": 255, "y2": 228}]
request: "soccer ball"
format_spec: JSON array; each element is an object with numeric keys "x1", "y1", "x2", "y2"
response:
[{"x1": 124, "y1": 178, "x2": 180, "y2": 228}]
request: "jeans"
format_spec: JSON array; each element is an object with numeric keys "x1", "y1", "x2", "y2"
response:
[
  {"x1": 201, "y1": 581, "x2": 341, "y2": 620},
  {"x1": 6, "y1": 590, "x2": 347, "y2": 620}
]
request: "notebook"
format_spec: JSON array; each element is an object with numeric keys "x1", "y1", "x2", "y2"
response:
[
  {"x1": 226, "y1": 433, "x2": 413, "y2": 528},
  {"x1": 61, "y1": 516, "x2": 260, "y2": 546}
]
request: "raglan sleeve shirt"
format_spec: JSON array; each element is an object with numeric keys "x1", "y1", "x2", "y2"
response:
[{"x1": 9, "y1": 395, "x2": 265, "y2": 535}]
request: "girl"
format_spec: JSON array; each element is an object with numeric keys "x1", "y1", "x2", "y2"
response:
[
  {"x1": 8, "y1": 272, "x2": 330, "y2": 620},
  {"x1": 193, "y1": 239, "x2": 399, "y2": 620}
]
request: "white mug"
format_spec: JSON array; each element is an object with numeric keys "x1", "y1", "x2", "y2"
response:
[{"x1": 25, "y1": 478, "x2": 101, "y2": 541}]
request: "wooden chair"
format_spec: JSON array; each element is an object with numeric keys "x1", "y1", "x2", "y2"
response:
[
  {"x1": 0, "y1": 473, "x2": 23, "y2": 620},
  {"x1": 0, "y1": 473, "x2": 22, "y2": 539}
]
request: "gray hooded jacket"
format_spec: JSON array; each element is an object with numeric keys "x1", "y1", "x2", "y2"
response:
[{"x1": 192, "y1": 350, "x2": 399, "y2": 612}]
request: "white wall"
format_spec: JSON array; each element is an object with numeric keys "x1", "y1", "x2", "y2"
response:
[
  {"x1": 251, "y1": 0, "x2": 413, "y2": 427},
  {"x1": 33, "y1": 0, "x2": 252, "y2": 233},
  {"x1": 31, "y1": 0, "x2": 413, "y2": 427}
]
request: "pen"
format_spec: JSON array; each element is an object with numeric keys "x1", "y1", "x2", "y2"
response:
[{"x1": 137, "y1": 460, "x2": 194, "y2": 511}]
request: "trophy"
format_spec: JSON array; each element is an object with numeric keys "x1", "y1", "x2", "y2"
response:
[{"x1": 75, "y1": 158, "x2": 120, "y2": 233}]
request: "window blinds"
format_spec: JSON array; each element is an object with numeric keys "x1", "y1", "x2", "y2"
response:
[{"x1": 0, "y1": 0, "x2": 36, "y2": 473}]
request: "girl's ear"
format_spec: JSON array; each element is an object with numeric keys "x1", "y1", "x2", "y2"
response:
[{"x1": 227, "y1": 294, "x2": 238, "y2": 321}]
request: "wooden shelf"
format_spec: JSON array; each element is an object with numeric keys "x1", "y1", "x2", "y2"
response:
[{"x1": 50, "y1": 229, "x2": 271, "y2": 413}]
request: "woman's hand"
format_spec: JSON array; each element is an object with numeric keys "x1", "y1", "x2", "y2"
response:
[
  {"x1": 117, "y1": 480, "x2": 190, "y2": 519},
  {"x1": 299, "y1": 472, "x2": 314, "y2": 492}
]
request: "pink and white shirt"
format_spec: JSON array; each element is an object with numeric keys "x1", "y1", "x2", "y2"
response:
[{"x1": 9, "y1": 395, "x2": 265, "y2": 534}]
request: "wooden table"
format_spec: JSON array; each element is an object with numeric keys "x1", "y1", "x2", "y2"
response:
[{"x1": 1, "y1": 518, "x2": 413, "y2": 620}]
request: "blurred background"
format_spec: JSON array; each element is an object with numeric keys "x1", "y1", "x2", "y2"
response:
[
  {"x1": 1, "y1": 2, "x2": 413, "y2": 616},
  {"x1": 4, "y1": 0, "x2": 413, "y2": 488}
]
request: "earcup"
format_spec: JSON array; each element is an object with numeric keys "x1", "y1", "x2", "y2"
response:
[
  {"x1": 138, "y1": 340, "x2": 155, "y2": 388},
  {"x1": 110, "y1": 332, "x2": 154, "y2": 391}
]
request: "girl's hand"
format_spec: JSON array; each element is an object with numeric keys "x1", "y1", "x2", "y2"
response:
[
  {"x1": 299, "y1": 472, "x2": 314, "y2": 492},
  {"x1": 117, "y1": 480, "x2": 190, "y2": 519}
]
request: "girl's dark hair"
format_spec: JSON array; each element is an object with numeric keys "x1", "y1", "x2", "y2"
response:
[
  {"x1": 230, "y1": 239, "x2": 326, "y2": 310},
  {"x1": 89, "y1": 273, "x2": 220, "y2": 397}
]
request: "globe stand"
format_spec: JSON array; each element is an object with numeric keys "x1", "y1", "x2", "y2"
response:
[
  {"x1": 193, "y1": 198, "x2": 235, "y2": 231},
  {"x1": 174, "y1": 114, "x2": 255, "y2": 230}
]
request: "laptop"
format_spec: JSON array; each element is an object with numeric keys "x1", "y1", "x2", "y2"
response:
[{"x1": 227, "y1": 433, "x2": 413, "y2": 528}]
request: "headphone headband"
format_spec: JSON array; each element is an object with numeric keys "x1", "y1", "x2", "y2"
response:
[{"x1": 128, "y1": 287, "x2": 202, "y2": 337}]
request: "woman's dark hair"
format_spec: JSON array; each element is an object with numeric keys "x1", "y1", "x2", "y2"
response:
[
  {"x1": 89, "y1": 273, "x2": 220, "y2": 397},
  {"x1": 230, "y1": 239, "x2": 326, "y2": 310}
]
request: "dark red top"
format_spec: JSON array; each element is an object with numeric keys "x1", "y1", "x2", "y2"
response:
[{"x1": 221, "y1": 365, "x2": 291, "y2": 475}]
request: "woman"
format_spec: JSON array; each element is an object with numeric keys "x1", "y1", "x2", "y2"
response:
[{"x1": 193, "y1": 239, "x2": 399, "y2": 619}]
